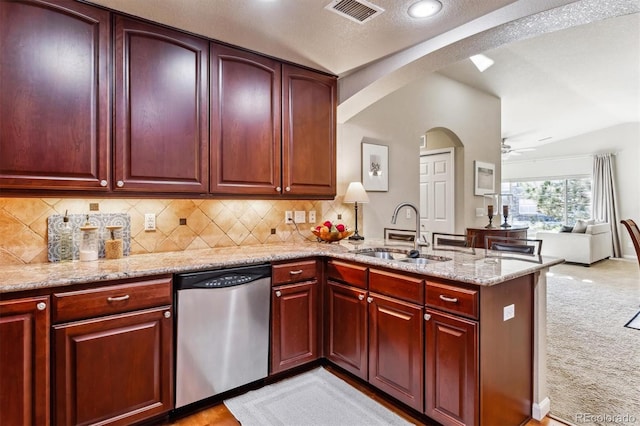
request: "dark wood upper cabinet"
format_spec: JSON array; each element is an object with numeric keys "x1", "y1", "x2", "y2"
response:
[
  {"x1": 114, "y1": 16, "x2": 209, "y2": 193},
  {"x1": 210, "y1": 44, "x2": 282, "y2": 194},
  {"x1": 0, "y1": 296, "x2": 50, "y2": 426},
  {"x1": 0, "y1": 0, "x2": 110, "y2": 191},
  {"x1": 282, "y1": 65, "x2": 337, "y2": 197}
]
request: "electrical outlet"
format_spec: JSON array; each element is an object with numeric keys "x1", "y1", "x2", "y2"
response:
[
  {"x1": 503, "y1": 304, "x2": 515, "y2": 321},
  {"x1": 285, "y1": 211, "x2": 293, "y2": 223},
  {"x1": 294, "y1": 210, "x2": 306, "y2": 223},
  {"x1": 144, "y1": 213, "x2": 156, "y2": 231},
  {"x1": 406, "y1": 209, "x2": 411, "y2": 219},
  {"x1": 476, "y1": 207, "x2": 484, "y2": 217}
]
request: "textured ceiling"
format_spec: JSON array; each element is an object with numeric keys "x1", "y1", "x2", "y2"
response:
[{"x1": 86, "y1": 0, "x2": 640, "y2": 151}]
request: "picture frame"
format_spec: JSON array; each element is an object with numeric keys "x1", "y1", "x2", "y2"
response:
[
  {"x1": 362, "y1": 142, "x2": 388, "y2": 192},
  {"x1": 474, "y1": 161, "x2": 495, "y2": 196}
]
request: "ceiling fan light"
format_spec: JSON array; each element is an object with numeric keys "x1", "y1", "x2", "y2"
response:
[
  {"x1": 470, "y1": 54, "x2": 494, "y2": 72},
  {"x1": 408, "y1": 0, "x2": 442, "y2": 18}
]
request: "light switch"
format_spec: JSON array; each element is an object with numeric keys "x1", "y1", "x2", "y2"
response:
[{"x1": 294, "y1": 210, "x2": 306, "y2": 223}]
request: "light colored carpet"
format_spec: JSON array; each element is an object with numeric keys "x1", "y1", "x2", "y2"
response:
[
  {"x1": 224, "y1": 367, "x2": 413, "y2": 426},
  {"x1": 547, "y1": 259, "x2": 640, "y2": 425}
]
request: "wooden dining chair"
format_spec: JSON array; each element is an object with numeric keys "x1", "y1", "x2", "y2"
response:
[
  {"x1": 432, "y1": 233, "x2": 475, "y2": 249},
  {"x1": 620, "y1": 219, "x2": 640, "y2": 267},
  {"x1": 484, "y1": 235, "x2": 543, "y2": 255}
]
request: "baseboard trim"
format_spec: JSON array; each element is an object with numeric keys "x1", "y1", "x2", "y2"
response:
[{"x1": 532, "y1": 397, "x2": 551, "y2": 421}]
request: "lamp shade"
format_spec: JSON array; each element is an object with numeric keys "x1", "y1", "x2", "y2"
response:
[{"x1": 343, "y1": 182, "x2": 369, "y2": 204}]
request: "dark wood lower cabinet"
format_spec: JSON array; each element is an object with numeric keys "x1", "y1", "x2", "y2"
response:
[
  {"x1": 326, "y1": 281, "x2": 368, "y2": 380},
  {"x1": 368, "y1": 293, "x2": 424, "y2": 411},
  {"x1": 0, "y1": 296, "x2": 50, "y2": 426},
  {"x1": 53, "y1": 306, "x2": 173, "y2": 426},
  {"x1": 425, "y1": 309, "x2": 478, "y2": 426},
  {"x1": 271, "y1": 280, "x2": 319, "y2": 374}
]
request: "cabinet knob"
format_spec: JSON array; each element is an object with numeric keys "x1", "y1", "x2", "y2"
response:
[
  {"x1": 424, "y1": 313, "x2": 431, "y2": 321},
  {"x1": 366, "y1": 296, "x2": 373, "y2": 303},
  {"x1": 276, "y1": 186, "x2": 281, "y2": 192},
  {"x1": 164, "y1": 311, "x2": 171, "y2": 319},
  {"x1": 275, "y1": 290, "x2": 282, "y2": 297},
  {"x1": 358, "y1": 294, "x2": 365, "y2": 301},
  {"x1": 36, "y1": 302, "x2": 47, "y2": 311},
  {"x1": 99, "y1": 180, "x2": 108, "y2": 187},
  {"x1": 116, "y1": 180, "x2": 124, "y2": 188},
  {"x1": 285, "y1": 186, "x2": 291, "y2": 192}
]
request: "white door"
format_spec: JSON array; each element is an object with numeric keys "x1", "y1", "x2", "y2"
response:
[{"x1": 419, "y1": 151, "x2": 454, "y2": 242}]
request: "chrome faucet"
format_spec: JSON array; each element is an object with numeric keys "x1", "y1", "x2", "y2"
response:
[{"x1": 391, "y1": 202, "x2": 421, "y2": 251}]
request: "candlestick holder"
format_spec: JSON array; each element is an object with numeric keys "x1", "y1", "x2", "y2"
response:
[
  {"x1": 485, "y1": 214, "x2": 495, "y2": 228},
  {"x1": 500, "y1": 213, "x2": 511, "y2": 228}
]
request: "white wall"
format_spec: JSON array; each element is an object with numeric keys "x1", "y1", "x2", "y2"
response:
[
  {"x1": 337, "y1": 73, "x2": 501, "y2": 238},
  {"x1": 502, "y1": 123, "x2": 640, "y2": 258}
]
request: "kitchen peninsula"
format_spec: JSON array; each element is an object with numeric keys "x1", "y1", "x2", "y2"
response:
[{"x1": 0, "y1": 240, "x2": 562, "y2": 426}]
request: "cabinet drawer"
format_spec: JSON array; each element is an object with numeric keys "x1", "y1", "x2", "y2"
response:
[
  {"x1": 272, "y1": 259, "x2": 317, "y2": 285},
  {"x1": 326, "y1": 260, "x2": 367, "y2": 289},
  {"x1": 426, "y1": 281, "x2": 478, "y2": 319},
  {"x1": 369, "y1": 269, "x2": 423, "y2": 304},
  {"x1": 52, "y1": 277, "x2": 172, "y2": 323}
]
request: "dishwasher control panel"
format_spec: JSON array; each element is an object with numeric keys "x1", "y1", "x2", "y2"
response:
[
  {"x1": 174, "y1": 264, "x2": 271, "y2": 290},
  {"x1": 198, "y1": 274, "x2": 254, "y2": 288}
]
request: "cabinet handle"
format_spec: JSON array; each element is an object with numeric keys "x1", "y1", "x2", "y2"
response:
[
  {"x1": 107, "y1": 294, "x2": 130, "y2": 302},
  {"x1": 275, "y1": 290, "x2": 282, "y2": 297},
  {"x1": 358, "y1": 294, "x2": 365, "y2": 301},
  {"x1": 116, "y1": 180, "x2": 124, "y2": 188},
  {"x1": 424, "y1": 313, "x2": 431, "y2": 321},
  {"x1": 276, "y1": 186, "x2": 281, "y2": 192},
  {"x1": 285, "y1": 186, "x2": 291, "y2": 192},
  {"x1": 36, "y1": 302, "x2": 47, "y2": 311},
  {"x1": 439, "y1": 295, "x2": 458, "y2": 303},
  {"x1": 164, "y1": 311, "x2": 171, "y2": 319},
  {"x1": 366, "y1": 297, "x2": 373, "y2": 303},
  {"x1": 99, "y1": 180, "x2": 108, "y2": 187},
  {"x1": 289, "y1": 270, "x2": 303, "y2": 275}
]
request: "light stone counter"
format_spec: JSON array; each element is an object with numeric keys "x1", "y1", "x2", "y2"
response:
[{"x1": 0, "y1": 239, "x2": 564, "y2": 294}]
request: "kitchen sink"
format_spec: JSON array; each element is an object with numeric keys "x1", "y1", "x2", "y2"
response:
[
  {"x1": 350, "y1": 248, "x2": 410, "y2": 260},
  {"x1": 396, "y1": 254, "x2": 451, "y2": 264}
]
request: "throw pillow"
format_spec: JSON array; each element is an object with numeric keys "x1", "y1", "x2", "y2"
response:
[
  {"x1": 560, "y1": 225, "x2": 573, "y2": 233},
  {"x1": 572, "y1": 219, "x2": 588, "y2": 233}
]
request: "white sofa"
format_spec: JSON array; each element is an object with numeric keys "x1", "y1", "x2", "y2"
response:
[{"x1": 537, "y1": 222, "x2": 613, "y2": 265}]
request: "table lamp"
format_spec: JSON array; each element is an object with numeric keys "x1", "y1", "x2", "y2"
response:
[{"x1": 344, "y1": 181, "x2": 369, "y2": 240}]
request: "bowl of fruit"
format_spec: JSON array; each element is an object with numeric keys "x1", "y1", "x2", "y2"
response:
[{"x1": 311, "y1": 221, "x2": 353, "y2": 242}]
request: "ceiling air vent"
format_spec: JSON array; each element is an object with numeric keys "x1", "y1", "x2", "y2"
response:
[{"x1": 325, "y1": 0, "x2": 385, "y2": 24}]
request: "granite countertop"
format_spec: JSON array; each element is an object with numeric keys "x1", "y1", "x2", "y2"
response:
[{"x1": 0, "y1": 239, "x2": 564, "y2": 294}]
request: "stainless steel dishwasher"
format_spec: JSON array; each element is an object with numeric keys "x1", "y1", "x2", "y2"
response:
[{"x1": 174, "y1": 263, "x2": 271, "y2": 409}]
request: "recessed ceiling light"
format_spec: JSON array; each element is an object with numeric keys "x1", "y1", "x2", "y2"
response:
[
  {"x1": 470, "y1": 54, "x2": 494, "y2": 72},
  {"x1": 407, "y1": 0, "x2": 442, "y2": 19}
]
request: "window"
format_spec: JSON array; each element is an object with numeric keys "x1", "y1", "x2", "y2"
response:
[{"x1": 501, "y1": 177, "x2": 592, "y2": 233}]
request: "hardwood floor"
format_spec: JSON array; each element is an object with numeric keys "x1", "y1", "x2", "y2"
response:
[{"x1": 162, "y1": 366, "x2": 570, "y2": 426}]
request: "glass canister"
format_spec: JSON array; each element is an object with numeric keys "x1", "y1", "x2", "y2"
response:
[
  {"x1": 104, "y1": 225, "x2": 123, "y2": 259},
  {"x1": 79, "y1": 223, "x2": 99, "y2": 261}
]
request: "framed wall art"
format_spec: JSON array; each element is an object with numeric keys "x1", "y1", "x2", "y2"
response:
[
  {"x1": 474, "y1": 160, "x2": 495, "y2": 196},
  {"x1": 362, "y1": 142, "x2": 388, "y2": 192}
]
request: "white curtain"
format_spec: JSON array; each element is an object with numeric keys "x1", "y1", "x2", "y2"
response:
[{"x1": 592, "y1": 153, "x2": 621, "y2": 257}]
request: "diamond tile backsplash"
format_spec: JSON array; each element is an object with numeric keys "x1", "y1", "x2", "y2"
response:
[{"x1": 0, "y1": 197, "x2": 356, "y2": 266}]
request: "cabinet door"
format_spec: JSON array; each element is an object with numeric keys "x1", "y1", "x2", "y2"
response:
[
  {"x1": 282, "y1": 64, "x2": 336, "y2": 197},
  {"x1": 0, "y1": 0, "x2": 110, "y2": 191},
  {"x1": 210, "y1": 44, "x2": 281, "y2": 195},
  {"x1": 271, "y1": 280, "x2": 319, "y2": 374},
  {"x1": 326, "y1": 281, "x2": 368, "y2": 379},
  {"x1": 0, "y1": 296, "x2": 50, "y2": 426},
  {"x1": 368, "y1": 293, "x2": 423, "y2": 411},
  {"x1": 425, "y1": 309, "x2": 478, "y2": 426},
  {"x1": 53, "y1": 306, "x2": 173, "y2": 426},
  {"x1": 114, "y1": 16, "x2": 209, "y2": 193}
]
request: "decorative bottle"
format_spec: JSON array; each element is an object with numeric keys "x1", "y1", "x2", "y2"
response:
[{"x1": 59, "y1": 211, "x2": 73, "y2": 262}]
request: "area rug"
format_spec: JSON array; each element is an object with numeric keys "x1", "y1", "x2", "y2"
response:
[
  {"x1": 625, "y1": 311, "x2": 640, "y2": 330},
  {"x1": 546, "y1": 260, "x2": 640, "y2": 425},
  {"x1": 224, "y1": 367, "x2": 412, "y2": 426}
]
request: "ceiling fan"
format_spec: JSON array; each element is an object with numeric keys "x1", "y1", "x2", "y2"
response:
[{"x1": 501, "y1": 138, "x2": 535, "y2": 157}]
